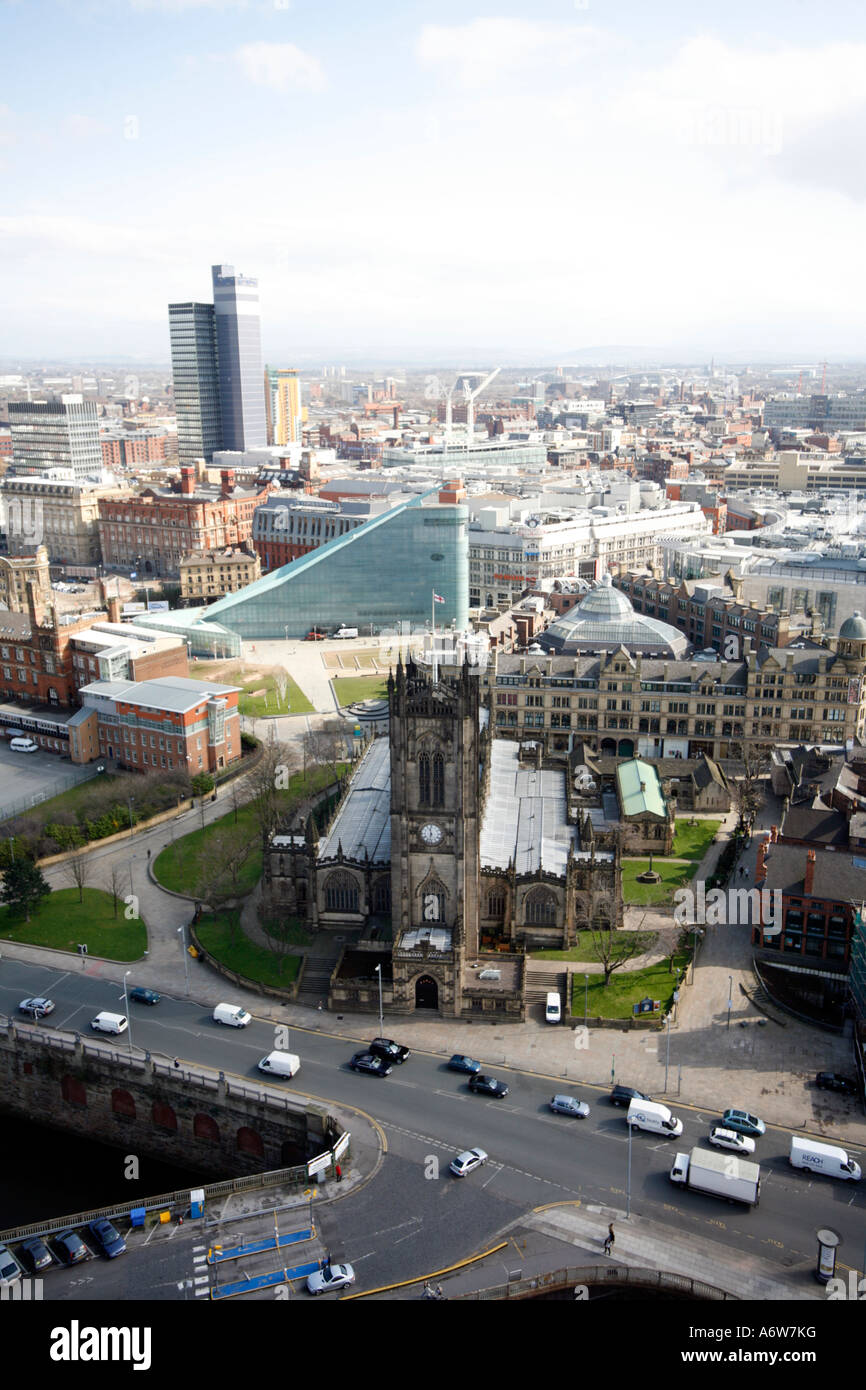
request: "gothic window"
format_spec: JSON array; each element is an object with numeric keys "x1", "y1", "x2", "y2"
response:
[
  {"x1": 373, "y1": 877, "x2": 392, "y2": 913},
  {"x1": 325, "y1": 870, "x2": 359, "y2": 912},
  {"x1": 432, "y1": 752, "x2": 445, "y2": 806},
  {"x1": 486, "y1": 891, "x2": 505, "y2": 918},
  {"x1": 420, "y1": 877, "x2": 447, "y2": 923},
  {"x1": 525, "y1": 886, "x2": 557, "y2": 926},
  {"x1": 419, "y1": 752, "x2": 431, "y2": 805}
]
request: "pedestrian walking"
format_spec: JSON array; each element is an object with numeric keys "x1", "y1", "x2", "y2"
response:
[
  {"x1": 435, "y1": 1284, "x2": 444, "y2": 1299},
  {"x1": 335, "y1": 1163, "x2": 342, "y2": 1183},
  {"x1": 317, "y1": 1000, "x2": 324, "y2": 1012},
  {"x1": 423, "y1": 1281, "x2": 434, "y2": 1299},
  {"x1": 173, "y1": 1057, "x2": 181, "y2": 1069},
  {"x1": 603, "y1": 1223, "x2": 615, "y2": 1255}
]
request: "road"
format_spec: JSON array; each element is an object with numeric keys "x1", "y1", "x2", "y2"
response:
[{"x1": 2, "y1": 954, "x2": 864, "y2": 1301}]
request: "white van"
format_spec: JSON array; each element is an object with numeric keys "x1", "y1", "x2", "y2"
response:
[
  {"x1": 627, "y1": 1098, "x2": 683, "y2": 1138},
  {"x1": 258, "y1": 1051, "x2": 301, "y2": 1078},
  {"x1": 545, "y1": 992, "x2": 562, "y2": 1024},
  {"x1": 10, "y1": 737, "x2": 38, "y2": 753},
  {"x1": 333, "y1": 627, "x2": 358, "y2": 639},
  {"x1": 789, "y1": 1136, "x2": 862, "y2": 1181},
  {"x1": 213, "y1": 1002, "x2": 251, "y2": 1028},
  {"x1": 91, "y1": 1012, "x2": 128, "y2": 1034}
]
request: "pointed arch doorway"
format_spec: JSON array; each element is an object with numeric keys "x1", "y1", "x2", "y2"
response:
[{"x1": 415, "y1": 974, "x2": 439, "y2": 1010}]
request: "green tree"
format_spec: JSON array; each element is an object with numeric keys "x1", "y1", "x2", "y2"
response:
[
  {"x1": 1, "y1": 859, "x2": 51, "y2": 922},
  {"x1": 192, "y1": 772, "x2": 215, "y2": 796}
]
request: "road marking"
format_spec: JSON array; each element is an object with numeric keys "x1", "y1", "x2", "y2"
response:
[
  {"x1": 194, "y1": 1274, "x2": 209, "y2": 1286},
  {"x1": 193, "y1": 1254, "x2": 207, "y2": 1265}
]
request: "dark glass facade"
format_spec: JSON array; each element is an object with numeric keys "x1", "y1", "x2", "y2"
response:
[
  {"x1": 212, "y1": 265, "x2": 266, "y2": 451},
  {"x1": 168, "y1": 302, "x2": 223, "y2": 465}
]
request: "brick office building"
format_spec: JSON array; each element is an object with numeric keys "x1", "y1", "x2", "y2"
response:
[
  {"x1": 613, "y1": 571, "x2": 799, "y2": 654},
  {"x1": 70, "y1": 676, "x2": 241, "y2": 774},
  {"x1": 98, "y1": 467, "x2": 269, "y2": 577},
  {"x1": 754, "y1": 839, "x2": 860, "y2": 968}
]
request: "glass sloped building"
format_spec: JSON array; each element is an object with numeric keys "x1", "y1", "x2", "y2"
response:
[{"x1": 194, "y1": 489, "x2": 469, "y2": 640}]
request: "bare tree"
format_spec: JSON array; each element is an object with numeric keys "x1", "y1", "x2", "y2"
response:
[
  {"x1": 248, "y1": 740, "x2": 301, "y2": 841},
  {"x1": 108, "y1": 863, "x2": 126, "y2": 919},
  {"x1": 199, "y1": 826, "x2": 255, "y2": 911},
  {"x1": 302, "y1": 723, "x2": 347, "y2": 786},
  {"x1": 258, "y1": 902, "x2": 306, "y2": 979},
  {"x1": 729, "y1": 741, "x2": 772, "y2": 832},
  {"x1": 65, "y1": 848, "x2": 91, "y2": 904},
  {"x1": 588, "y1": 923, "x2": 655, "y2": 988}
]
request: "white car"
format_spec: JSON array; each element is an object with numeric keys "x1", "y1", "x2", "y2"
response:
[
  {"x1": 19, "y1": 997, "x2": 55, "y2": 1018},
  {"x1": 708, "y1": 1126, "x2": 756, "y2": 1156},
  {"x1": 449, "y1": 1147, "x2": 489, "y2": 1177},
  {"x1": 306, "y1": 1262, "x2": 355, "y2": 1295},
  {"x1": 0, "y1": 1245, "x2": 23, "y2": 1288},
  {"x1": 549, "y1": 1094, "x2": 590, "y2": 1118}
]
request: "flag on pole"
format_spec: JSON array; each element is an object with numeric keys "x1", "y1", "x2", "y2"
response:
[{"x1": 432, "y1": 592, "x2": 445, "y2": 604}]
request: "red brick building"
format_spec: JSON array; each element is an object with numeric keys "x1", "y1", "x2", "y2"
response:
[
  {"x1": 98, "y1": 468, "x2": 269, "y2": 576},
  {"x1": 71, "y1": 676, "x2": 241, "y2": 774}
]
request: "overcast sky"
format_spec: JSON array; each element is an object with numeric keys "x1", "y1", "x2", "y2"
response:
[{"x1": 3, "y1": 0, "x2": 866, "y2": 363}]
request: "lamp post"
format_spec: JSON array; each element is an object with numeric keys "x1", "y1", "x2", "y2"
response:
[
  {"x1": 584, "y1": 973, "x2": 589, "y2": 1026},
  {"x1": 122, "y1": 971, "x2": 133, "y2": 1057},
  {"x1": 178, "y1": 925, "x2": 191, "y2": 997},
  {"x1": 664, "y1": 1010, "x2": 672, "y2": 1091},
  {"x1": 727, "y1": 974, "x2": 733, "y2": 1030},
  {"x1": 374, "y1": 963, "x2": 384, "y2": 1035}
]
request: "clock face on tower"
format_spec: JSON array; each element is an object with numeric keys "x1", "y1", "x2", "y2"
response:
[{"x1": 420, "y1": 823, "x2": 443, "y2": 846}]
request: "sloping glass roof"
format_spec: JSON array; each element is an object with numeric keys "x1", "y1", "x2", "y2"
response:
[{"x1": 317, "y1": 735, "x2": 391, "y2": 864}]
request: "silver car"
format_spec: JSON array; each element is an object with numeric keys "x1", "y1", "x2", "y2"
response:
[
  {"x1": 708, "y1": 1126, "x2": 756, "y2": 1155},
  {"x1": 306, "y1": 1261, "x2": 355, "y2": 1295},
  {"x1": 549, "y1": 1094, "x2": 590, "y2": 1118},
  {"x1": 0, "y1": 1245, "x2": 22, "y2": 1288},
  {"x1": 449, "y1": 1147, "x2": 489, "y2": 1177}
]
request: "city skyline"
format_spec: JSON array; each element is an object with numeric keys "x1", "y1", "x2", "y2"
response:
[{"x1": 3, "y1": 1, "x2": 866, "y2": 359}]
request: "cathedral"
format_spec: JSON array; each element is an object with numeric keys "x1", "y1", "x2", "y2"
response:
[{"x1": 263, "y1": 659, "x2": 622, "y2": 1020}]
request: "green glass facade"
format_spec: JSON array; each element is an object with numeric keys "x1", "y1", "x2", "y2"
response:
[{"x1": 198, "y1": 492, "x2": 469, "y2": 640}]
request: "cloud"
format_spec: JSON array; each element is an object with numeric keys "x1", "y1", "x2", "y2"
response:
[
  {"x1": 0, "y1": 105, "x2": 14, "y2": 149},
  {"x1": 236, "y1": 41, "x2": 324, "y2": 92},
  {"x1": 416, "y1": 17, "x2": 610, "y2": 87},
  {"x1": 62, "y1": 113, "x2": 111, "y2": 140}
]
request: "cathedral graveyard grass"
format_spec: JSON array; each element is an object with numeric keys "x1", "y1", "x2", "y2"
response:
[
  {"x1": 194, "y1": 910, "x2": 302, "y2": 988},
  {"x1": 670, "y1": 818, "x2": 721, "y2": 860},
  {"x1": 571, "y1": 946, "x2": 692, "y2": 1020},
  {"x1": 531, "y1": 930, "x2": 658, "y2": 964},
  {"x1": 621, "y1": 858, "x2": 699, "y2": 905},
  {"x1": 0, "y1": 887, "x2": 147, "y2": 960}
]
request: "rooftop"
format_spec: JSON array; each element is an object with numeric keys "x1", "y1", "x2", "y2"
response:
[
  {"x1": 77, "y1": 675, "x2": 240, "y2": 712},
  {"x1": 317, "y1": 735, "x2": 391, "y2": 865}
]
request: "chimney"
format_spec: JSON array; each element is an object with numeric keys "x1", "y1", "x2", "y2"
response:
[
  {"x1": 26, "y1": 579, "x2": 41, "y2": 631},
  {"x1": 220, "y1": 468, "x2": 235, "y2": 498},
  {"x1": 180, "y1": 467, "x2": 195, "y2": 495},
  {"x1": 107, "y1": 595, "x2": 122, "y2": 624},
  {"x1": 804, "y1": 849, "x2": 816, "y2": 896}
]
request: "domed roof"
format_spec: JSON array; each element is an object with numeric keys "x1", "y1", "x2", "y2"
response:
[
  {"x1": 539, "y1": 573, "x2": 690, "y2": 658},
  {"x1": 839, "y1": 611, "x2": 866, "y2": 641}
]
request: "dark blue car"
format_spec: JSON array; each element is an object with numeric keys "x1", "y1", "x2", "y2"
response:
[
  {"x1": 88, "y1": 1219, "x2": 126, "y2": 1259},
  {"x1": 129, "y1": 987, "x2": 160, "y2": 1005},
  {"x1": 448, "y1": 1054, "x2": 481, "y2": 1074}
]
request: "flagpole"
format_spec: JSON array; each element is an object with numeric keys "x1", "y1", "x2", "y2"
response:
[{"x1": 431, "y1": 588, "x2": 437, "y2": 683}]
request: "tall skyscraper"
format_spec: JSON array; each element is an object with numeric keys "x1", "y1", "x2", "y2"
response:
[
  {"x1": 211, "y1": 264, "x2": 266, "y2": 451},
  {"x1": 264, "y1": 366, "x2": 303, "y2": 447},
  {"x1": 168, "y1": 302, "x2": 223, "y2": 466},
  {"x1": 8, "y1": 394, "x2": 102, "y2": 483}
]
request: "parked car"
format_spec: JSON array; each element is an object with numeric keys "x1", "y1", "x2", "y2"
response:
[
  {"x1": 449, "y1": 1147, "x2": 488, "y2": 1178},
  {"x1": 549, "y1": 1094, "x2": 590, "y2": 1118},
  {"x1": 306, "y1": 1262, "x2": 355, "y2": 1295},
  {"x1": 708, "y1": 1126, "x2": 756, "y2": 1156},
  {"x1": 18, "y1": 997, "x2": 55, "y2": 1018},
  {"x1": 815, "y1": 1072, "x2": 859, "y2": 1096},
  {"x1": 448, "y1": 1054, "x2": 481, "y2": 1074},
  {"x1": 468, "y1": 1074, "x2": 509, "y2": 1099},
  {"x1": 128, "y1": 987, "x2": 160, "y2": 1005},
  {"x1": 349, "y1": 1052, "x2": 391, "y2": 1077},
  {"x1": 19, "y1": 1236, "x2": 53, "y2": 1272},
  {"x1": 0, "y1": 1245, "x2": 23, "y2": 1287},
  {"x1": 305, "y1": 629, "x2": 326, "y2": 641},
  {"x1": 87, "y1": 1219, "x2": 126, "y2": 1259},
  {"x1": 610, "y1": 1085, "x2": 652, "y2": 1108},
  {"x1": 9, "y1": 737, "x2": 38, "y2": 753},
  {"x1": 369, "y1": 1038, "x2": 411, "y2": 1064},
  {"x1": 55, "y1": 1231, "x2": 89, "y2": 1265},
  {"x1": 722, "y1": 1108, "x2": 766, "y2": 1137}
]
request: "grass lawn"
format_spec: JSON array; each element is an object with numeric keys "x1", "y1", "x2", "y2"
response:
[
  {"x1": 190, "y1": 662, "x2": 314, "y2": 716},
  {"x1": 153, "y1": 764, "x2": 347, "y2": 900},
  {"x1": 332, "y1": 675, "x2": 390, "y2": 706},
  {"x1": 195, "y1": 910, "x2": 301, "y2": 987},
  {"x1": 571, "y1": 947, "x2": 692, "y2": 1020},
  {"x1": 531, "y1": 931, "x2": 657, "y2": 964},
  {"x1": 622, "y1": 858, "x2": 699, "y2": 905},
  {"x1": 0, "y1": 887, "x2": 147, "y2": 959},
  {"x1": 671, "y1": 818, "x2": 721, "y2": 860}
]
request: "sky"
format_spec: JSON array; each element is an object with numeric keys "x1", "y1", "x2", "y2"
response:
[{"x1": 3, "y1": 0, "x2": 866, "y2": 364}]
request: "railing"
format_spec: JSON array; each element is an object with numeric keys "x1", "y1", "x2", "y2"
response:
[
  {"x1": 0, "y1": 760, "x2": 106, "y2": 824},
  {"x1": 458, "y1": 1263, "x2": 736, "y2": 1301}
]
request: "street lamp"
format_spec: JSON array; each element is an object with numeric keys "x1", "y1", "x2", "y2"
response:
[
  {"x1": 727, "y1": 974, "x2": 733, "y2": 1030},
  {"x1": 122, "y1": 971, "x2": 133, "y2": 1057},
  {"x1": 664, "y1": 1010, "x2": 672, "y2": 1091},
  {"x1": 178, "y1": 924, "x2": 191, "y2": 997},
  {"x1": 374, "y1": 963, "x2": 384, "y2": 1034},
  {"x1": 584, "y1": 973, "x2": 589, "y2": 1027}
]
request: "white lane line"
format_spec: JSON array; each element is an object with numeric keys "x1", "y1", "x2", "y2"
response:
[
  {"x1": 194, "y1": 1274, "x2": 209, "y2": 1286},
  {"x1": 193, "y1": 1254, "x2": 208, "y2": 1265}
]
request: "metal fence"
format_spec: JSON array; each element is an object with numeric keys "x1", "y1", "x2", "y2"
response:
[
  {"x1": 0, "y1": 760, "x2": 106, "y2": 825},
  {"x1": 459, "y1": 1264, "x2": 736, "y2": 1301}
]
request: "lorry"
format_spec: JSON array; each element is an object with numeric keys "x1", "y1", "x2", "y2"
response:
[
  {"x1": 670, "y1": 1146, "x2": 761, "y2": 1206},
  {"x1": 789, "y1": 1136, "x2": 862, "y2": 1181},
  {"x1": 626, "y1": 1097, "x2": 683, "y2": 1138}
]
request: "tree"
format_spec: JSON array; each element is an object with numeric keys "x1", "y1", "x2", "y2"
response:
[
  {"x1": 65, "y1": 848, "x2": 90, "y2": 904},
  {"x1": 258, "y1": 902, "x2": 306, "y2": 978},
  {"x1": 199, "y1": 826, "x2": 255, "y2": 910},
  {"x1": 248, "y1": 740, "x2": 300, "y2": 841},
  {"x1": 729, "y1": 742, "x2": 772, "y2": 832},
  {"x1": 108, "y1": 863, "x2": 126, "y2": 920},
  {"x1": 588, "y1": 923, "x2": 655, "y2": 988},
  {"x1": 1, "y1": 859, "x2": 51, "y2": 922},
  {"x1": 192, "y1": 772, "x2": 215, "y2": 797},
  {"x1": 302, "y1": 723, "x2": 347, "y2": 786}
]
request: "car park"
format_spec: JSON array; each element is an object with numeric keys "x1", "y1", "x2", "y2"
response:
[
  {"x1": 350, "y1": 1051, "x2": 391, "y2": 1077},
  {"x1": 448, "y1": 1054, "x2": 481, "y2": 1074},
  {"x1": 449, "y1": 1147, "x2": 488, "y2": 1177},
  {"x1": 549, "y1": 1094, "x2": 590, "y2": 1118},
  {"x1": 369, "y1": 1038, "x2": 411, "y2": 1064},
  {"x1": 468, "y1": 1074, "x2": 509, "y2": 1099},
  {"x1": 721, "y1": 1108, "x2": 766, "y2": 1137},
  {"x1": 815, "y1": 1072, "x2": 859, "y2": 1096},
  {"x1": 55, "y1": 1231, "x2": 89, "y2": 1265},
  {"x1": 19, "y1": 997, "x2": 55, "y2": 1018},
  {"x1": 0, "y1": 1245, "x2": 23, "y2": 1288},
  {"x1": 610, "y1": 1085, "x2": 652, "y2": 1107},
  {"x1": 306, "y1": 1262, "x2": 355, "y2": 1294},
  {"x1": 87, "y1": 1219, "x2": 126, "y2": 1259},
  {"x1": 20, "y1": 1236, "x2": 53, "y2": 1272},
  {"x1": 129, "y1": 987, "x2": 160, "y2": 1005},
  {"x1": 708, "y1": 1126, "x2": 756, "y2": 1155}
]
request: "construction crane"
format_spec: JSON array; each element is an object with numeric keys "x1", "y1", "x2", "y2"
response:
[{"x1": 442, "y1": 368, "x2": 500, "y2": 450}]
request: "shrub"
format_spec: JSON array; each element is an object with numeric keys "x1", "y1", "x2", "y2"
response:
[{"x1": 192, "y1": 772, "x2": 215, "y2": 796}]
